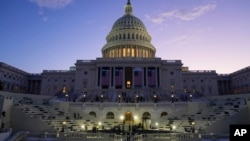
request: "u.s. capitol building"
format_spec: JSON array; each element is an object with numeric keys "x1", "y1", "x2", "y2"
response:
[{"x1": 1, "y1": 1, "x2": 250, "y2": 141}]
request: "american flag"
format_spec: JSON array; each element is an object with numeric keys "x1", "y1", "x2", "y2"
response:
[
  {"x1": 134, "y1": 68, "x2": 143, "y2": 87},
  {"x1": 115, "y1": 68, "x2": 123, "y2": 86},
  {"x1": 102, "y1": 68, "x2": 110, "y2": 86},
  {"x1": 148, "y1": 68, "x2": 156, "y2": 87}
]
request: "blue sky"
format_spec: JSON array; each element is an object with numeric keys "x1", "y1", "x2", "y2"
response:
[{"x1": 0, "y1": 0, "x2": 249, "y2": 74}]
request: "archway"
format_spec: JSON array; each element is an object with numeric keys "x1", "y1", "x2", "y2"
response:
[
  {"x1": 161, "y1": 112, "x2": 168, "y2": 118},
  {"x1": 124, "y1": 111, "x2": 133, "y2": 124},
  {"x1": 142, "y1": 112, "x2": 151, "y2": 130},
  {"x1": 106, "y1": 112, "x2": 115, "y2": 119},
  {"x1": 142, "y1": 112, "x2": 151, "y2": 120},
  {"x1": 89, "y1": 111, "x2": 96, "y2": 118}
]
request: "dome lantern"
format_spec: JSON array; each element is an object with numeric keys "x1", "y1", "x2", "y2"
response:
[
  {"x1": 125, "y1": 0, "x2": 133, "y2": 15},
  {"x1": 102, "y1": 0, "x2": 156, "y2": 59}
]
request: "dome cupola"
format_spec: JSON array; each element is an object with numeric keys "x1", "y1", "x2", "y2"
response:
[{"x1": 102, "y1": 0, "x2": 156, "y2": 58}]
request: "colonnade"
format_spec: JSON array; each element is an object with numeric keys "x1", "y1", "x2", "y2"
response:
[
  {"x1": 97, "y1": 66, "x2": 160, "y2": 89},
  {"x1": 102, "y1": 45, "x2": 155, "y2": 58}
]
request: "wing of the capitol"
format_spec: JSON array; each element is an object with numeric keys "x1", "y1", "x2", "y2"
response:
[{"x1": 0, "y1": 1, "x2": 250, "y2": 141}]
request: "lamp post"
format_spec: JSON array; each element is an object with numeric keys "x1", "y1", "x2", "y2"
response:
[
  {"x1": 101, "y1": 94, "x2": 104, "y2": 103},
  {"x1": 120, "y1": 115, "x2": 124, "y2": 132},
  {"x1": 65, "y1": 94, "x2": 68, "y2": 102},
  {"x1": 101, "y1": 91, "x2": 105, "y2": 103},
  {"x1": 171, "y1": 94, "x2": 174, "y2": 103},
  {"x1": 153, "y1": 94, "x2": 157, "y2": 103},
  {"x1": 172, "y1": 125, "x2": 176, "y2": 131},
  {"x1": 118, "y1": 95, "x2": 121, "y2": 103},
  {"x1": 81, "y1": 124, "x2": 85, "y2": 131},
  {"x1": 191, "y1": 121, "x2": 195, "y2": 133},
  {"x1": 155, "y1": 122, "x2": 159, "y2": 129},
  {"x1": 189, "y1": 94, "x2": 192, "y2": 102},
  {"x1": 136, "y1": 95, "x2": 139, "y2": 103},
  {"x1": 83, "y1": 91, "x2": 87, "y2": 102},
  {"x1": 62, "y1": 121, "x2": 66, "y2": 132}
]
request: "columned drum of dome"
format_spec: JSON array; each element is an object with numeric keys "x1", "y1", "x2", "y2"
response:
[{"x1": 102, "y1": 0, "x2": 156, "y2": 59}]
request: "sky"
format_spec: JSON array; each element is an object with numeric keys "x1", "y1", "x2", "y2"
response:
[{"x1": 0, "y1": 0, "x2": 250, "y2": 74}]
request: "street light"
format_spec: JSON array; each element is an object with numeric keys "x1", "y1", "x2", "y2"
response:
[
  {"x1": 120, "y1": 115, "x2": 125, "y2": 132},
  {"x1": 172, "y1": 125, "x2": 176, "y2": 131},
  {"x1": 62, "y1": 121, "x2": 66, "y2": 132},
  {"x1": 81, "y1": 124, "x2": 85, "y2": 131},
  {"x1": 191, "y1": 122, "x2": 195, "y2": 133},
  {"x1": 136, "y1": 95, "x2": 139, "y2": 103},
  {"x1": 98, "y1": 122, "x2": 102, "y2": 130},
  {"x1": 118, "y1": 95, "x2": 121, "y2": 103},
  {"x1": 171, "y1": 94, "x2": 174, "y2": 103},
  {"x1": 65, "y1": 94, "x2": 68, "y2": 101},
  {"x1": 134, "y1": 115, "x2": 138, "y2": 120},
  {"x1": 154, "y1": 94, "x2": 157, "y2": 103},
  {"x1": 120, "y1": 115, "x2": 124, "y2": 120},
  {"x1": 190, "y1": 94, "x2": 192, "y2": 101},
  {"x1": 101, "y1": 95, "x2": 103, "y2": 102},
  {"x1": 155, "y1": 122, "x2": 159, "y2": 126},
  {"x1": 83, "y1": 91, "x2": 87, "y2": 102}
]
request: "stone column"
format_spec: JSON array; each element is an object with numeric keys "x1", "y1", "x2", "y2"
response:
[
  {"x1": 155, "y1": 67, "x2": 158, "y2": 88},
  {"x1": 100, "y1": 67, "x2": 102, "y2": 87},
  {"x1": 109, "y1": 67, "x2": 112, "y2": 87},
  {"x1": 123, "y1": 67, "x2": 125, "y2": 89},
  {"x1": 146, "y1": 67, "x2": 148, "y2": 88},
  {"x1": 132, "y1": 67, "x2": 135, "y2": 88},
  {"x1": 96, "y1": 67, "x2": 100, "y2": 87},
  {"x1": 113, "y1": 67, "x2": 115, "y2": 88}
]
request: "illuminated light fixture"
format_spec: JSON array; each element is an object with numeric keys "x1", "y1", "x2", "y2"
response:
[
  {"x1": 120, "y1": 115, "x2": 124, "y2": 120},
  {"x1": 134, "y1": 115, "x2": 138, "y2": 120}
]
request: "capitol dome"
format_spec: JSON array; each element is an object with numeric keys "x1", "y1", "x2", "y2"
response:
[{"x1": 102, "y1": 0, "x2": 156, "y2": 58}]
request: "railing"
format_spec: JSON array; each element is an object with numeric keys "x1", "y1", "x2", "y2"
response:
[
  {"x1": 187, "y1": 70, "x2": 216, "y2": 73},
  {"x1": 43, "y1": 70, "x2": 72, "y2": 73}
]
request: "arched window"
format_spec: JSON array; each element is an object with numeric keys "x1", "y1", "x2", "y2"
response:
[
  {"x1": 142, "y1": 112, "x2": 151, "y2": 120},
  {"x1": 161, "y1": 112, "x2": 168, "y2": 118},
  {"x1": 89, "y1": 111, "x2": 96, "y2": 118},
  {"x1": 106, "y1": 112, "x2": 114, "y2": 119}
]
